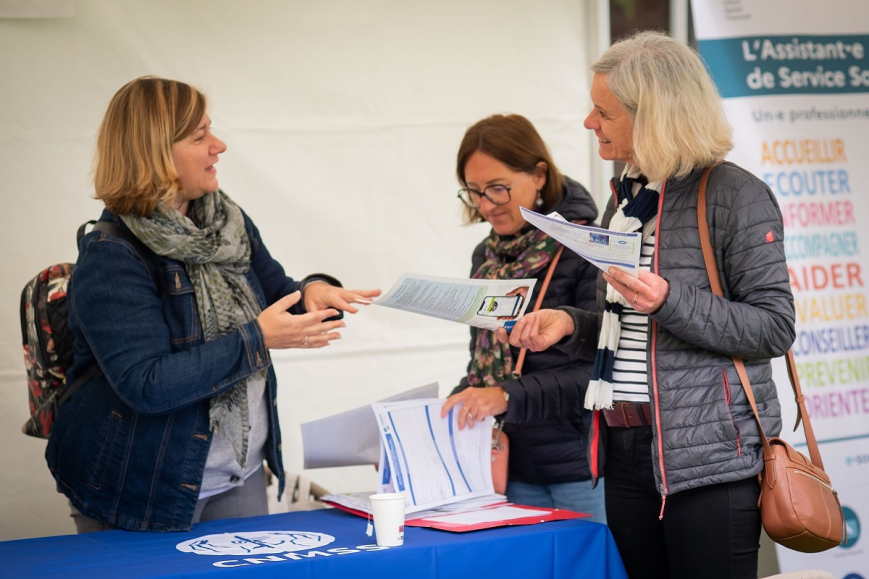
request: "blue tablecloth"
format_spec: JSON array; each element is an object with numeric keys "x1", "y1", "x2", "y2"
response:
[{"x1": 0, "y1": 508, "x2": 627, "y2": 578}]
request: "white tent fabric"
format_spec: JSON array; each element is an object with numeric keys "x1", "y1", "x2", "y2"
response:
[{"x1": 0, "y1": 0, "x2": 604, "y2": 539}]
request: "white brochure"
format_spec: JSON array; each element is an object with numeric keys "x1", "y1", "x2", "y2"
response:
[
  {"x1": 374, "y1": 273, "x2": 537, "y2": 331},
  {"x1": 372, "y1": 398, "x2": 496, "y2": 514},
  {"x1": 301, "y1": 383, "x2": 439, "y2": 469},
  {"x1": 520, "y1": 207, "x2": 641, "y2": 277}
]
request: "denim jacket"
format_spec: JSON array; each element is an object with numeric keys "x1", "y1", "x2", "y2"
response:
[{"x1": 46, "y1": 206, "x2": 328, "y2": 532}]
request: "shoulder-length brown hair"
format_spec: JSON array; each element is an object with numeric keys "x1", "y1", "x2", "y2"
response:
[
  {"x1": 456, "y1": 114, "x2": 564, "y2": 225},
  {"x1": 94, "y1": 76, "x2": 207, "y2": 216}
]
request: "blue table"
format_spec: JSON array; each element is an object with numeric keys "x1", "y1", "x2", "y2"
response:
[{"x1": 0, "y1": 508, "x2": 627, "y2": 578}]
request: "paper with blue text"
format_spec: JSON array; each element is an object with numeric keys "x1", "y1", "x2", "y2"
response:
[
  {"x1": 372, "y1": 398, "x2": 497, "y2": 514},
  {"x1": 520, "y1": 207, "x2": 641, "y2": 276}
]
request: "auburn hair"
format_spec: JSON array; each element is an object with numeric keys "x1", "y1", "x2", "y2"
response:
[{"x1": 456, "y1": 114, "x2": 564, "y2": 224}]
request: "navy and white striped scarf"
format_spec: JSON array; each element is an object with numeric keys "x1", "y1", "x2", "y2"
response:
[{"x1": 584, "y1": 169, "x2": 661, "y2": 410}]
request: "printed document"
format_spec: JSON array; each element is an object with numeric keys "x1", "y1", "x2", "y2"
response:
[
  {"x1": 373, "y1": 398, "x2": 495, "y2": 513},
  {"x1": 301, "y1": 383, "x2": 439, "y2": 469},
  {"x1": 374, "y1": 273, "x2": 537, "y2": 330},
  {"x1": 520, "y1": 207, "x2": 641, "y2": 276},
  {"x1": 321, "y1": 398, "x2": 502, "y2": 516}
]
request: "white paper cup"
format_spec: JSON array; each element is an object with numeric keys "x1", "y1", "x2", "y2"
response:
[{"x1": 369, "y1": 492, "x2": 406, "y2": 547}]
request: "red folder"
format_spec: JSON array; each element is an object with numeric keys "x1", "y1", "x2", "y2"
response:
[{"x1": 322, "y1": 500, "x2": 589, "y2": 533}]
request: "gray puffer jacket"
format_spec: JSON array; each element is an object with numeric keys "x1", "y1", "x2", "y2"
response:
[{"x1": 559, "y1": 162, "x2": 795, "y2": 497}]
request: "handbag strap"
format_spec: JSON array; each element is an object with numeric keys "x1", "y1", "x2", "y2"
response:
[
  {"x1": 784, "y1": 350, "x2": 824, "y2": 469},
  {"x1": 513, "y1": 244, "x2": 564, "y2": 377},
  {"x1": 513, "y1": 217, "x2": 588, "y2": 377},
  {"x1": 696, "y1": 166, "x2": 824, "y2": 470}
]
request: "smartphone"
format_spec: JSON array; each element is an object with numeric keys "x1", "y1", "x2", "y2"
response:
[{"x1": 477, "y1": 295, "x2": 523, "y2": 318}]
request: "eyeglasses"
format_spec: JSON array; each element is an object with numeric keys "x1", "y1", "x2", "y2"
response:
[{"x1": 457, "y1": 185, "x2": 512, "y2": 208}]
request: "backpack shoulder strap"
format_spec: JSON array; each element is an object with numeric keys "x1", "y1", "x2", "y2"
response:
[
  {"x1": 78, "y1": 220, "x2": 160, "y2": 287},
  {"x1": 57, "y1": 220, "x2": 161, "y2": 411}
]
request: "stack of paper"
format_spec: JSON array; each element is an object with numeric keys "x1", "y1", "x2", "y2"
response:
[
  {"x1": 321, "y1": 491, "x2": 507, "y2": 520},
  {"x1": 301, "y1": 383, "x2": 439, "y2": 469},
  {"x1": 317, "y1": 397, "x2": 592, "y2": 531},
  {"x1": 322, "y1": 398, "x2": 504, "y2": 516},
  {"x1": 374, "y1": 398, "x2": 497, "y2": 511}
]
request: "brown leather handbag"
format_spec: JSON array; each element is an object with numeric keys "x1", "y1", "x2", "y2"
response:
[
  {"x1": 490, "y1": 243, "x2": 566, "y2": 495},
  {"x1": 697, "y1": 166, "x2": 845, "y2": 552}
]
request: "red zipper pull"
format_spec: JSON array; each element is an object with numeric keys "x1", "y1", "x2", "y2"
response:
[{"x1": 658, "y1": 495, "x2": 667, "y2": 520}]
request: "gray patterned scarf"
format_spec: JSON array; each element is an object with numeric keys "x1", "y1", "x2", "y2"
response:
[{"x1": 122, "y1": 190, "x2": 266, "y2": 467}]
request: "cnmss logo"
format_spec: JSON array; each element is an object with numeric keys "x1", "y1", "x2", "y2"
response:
[{"x1": 176, "y1": 530, "x2": 388, "y2": 569}]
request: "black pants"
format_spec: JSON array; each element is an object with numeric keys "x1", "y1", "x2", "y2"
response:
[{"x1": 605, "y1": 425, "x2": 761, "y2": 579}]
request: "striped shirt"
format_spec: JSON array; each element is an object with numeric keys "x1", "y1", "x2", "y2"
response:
[{"x1": 611, "y1": 230, "x2": 656, "y2": 404}]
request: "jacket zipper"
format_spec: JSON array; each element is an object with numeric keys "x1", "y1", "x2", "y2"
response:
[
  {"x1": 609, "y1": 177, "x2": 671, "y2": 517},
  {"x1": 589, "y1": 410, "x2": 601, "y2": 481},
  {"x1": 651, "y1": 179, "x2": 669, "y2": 519}
]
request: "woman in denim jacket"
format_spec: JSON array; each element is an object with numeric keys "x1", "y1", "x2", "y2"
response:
[{"x1": 46, "y1": 77, "x2": 380, "y2": 533}]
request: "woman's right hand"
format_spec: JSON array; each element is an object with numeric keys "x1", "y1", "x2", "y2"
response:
[
  {"x1": 257, "y1": 291, "x2": 345, "y2": 349},
  {"x1": 495, "y1": 308, "x2": 575, "y2": 351}
]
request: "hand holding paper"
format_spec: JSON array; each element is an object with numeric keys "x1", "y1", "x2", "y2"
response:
[
  {"x1": 372, "y1": 398, "x2": 495, "y2": 513},
  {"x1": 374, "y1": 273, "x2": 537, "y2": 331},
  {"x1": 519, "y1": 207, "x2": 641, "y2": 276},
  {"x1": 601, "y1": 267, "x2": 670, "y2": 315}
]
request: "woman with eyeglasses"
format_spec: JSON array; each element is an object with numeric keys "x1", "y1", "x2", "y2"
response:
[{"x1": 440, "y1": 114, "x2": 605, "y2": 522}]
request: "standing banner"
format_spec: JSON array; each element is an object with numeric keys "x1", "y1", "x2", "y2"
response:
[{"x1": 692, "y1": 1, "x2": 868, "y2": 576}]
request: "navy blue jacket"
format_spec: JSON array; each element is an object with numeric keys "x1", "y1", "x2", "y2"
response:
[
  {"x1": 46, "y1": 205, "x2": 314, "y2": 531},
  {"x1": 452, "y1": 177, "x2": 600, "y2": 485}
]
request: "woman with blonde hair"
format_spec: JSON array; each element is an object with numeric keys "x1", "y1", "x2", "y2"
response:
[
  {"x1": 503, "y1": 32, "x2": 794, "y2": 578},
  {"x1": 47, "y1": 76, "x2": 379, "y2": 532}
]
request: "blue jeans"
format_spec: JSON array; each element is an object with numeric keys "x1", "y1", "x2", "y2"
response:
[{"x1": 505, "y1": 478, "x2": 607, "y2": 524}]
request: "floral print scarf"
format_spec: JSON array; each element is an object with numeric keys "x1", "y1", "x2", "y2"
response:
[{"x1": 468, "y1": 227, "x2": 559, "y2": 387}]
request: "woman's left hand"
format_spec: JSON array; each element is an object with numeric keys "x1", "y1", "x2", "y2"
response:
[
  {"x1": 441, "y1": 387, "x2": 509, "y2": 430},
  {"x1": 303, "y1": 283, "x2": 381, "y2": 314},
  {"x1": 602, "y1": 267, "x2": 669, "y2": 314}
]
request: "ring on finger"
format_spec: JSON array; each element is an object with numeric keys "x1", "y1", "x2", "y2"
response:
[
  {"x1": 303, "y1": 335, "x2": 308, "y2": 346},
  {"x1": 632, "y1": 291, "x2": 638, "y2": 304}
]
